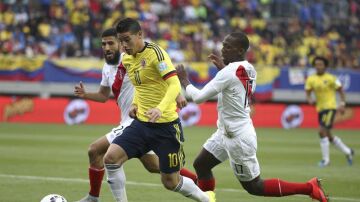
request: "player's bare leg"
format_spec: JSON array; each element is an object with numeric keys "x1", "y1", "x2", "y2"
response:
[
  {"x1": 139, "y1": 153, "x2": 160, "y2": 173},
  {"x1": 193, "y1": 148, "x2": 221, "y2": 191},
  {"x1": 77, "y1": 136, "x2": 110, "y2": 202},
  {"x1": 162, "y1": 171, "x2": 214, "y2": 202},
  {"x1": 104, "y1": 144, "x2": 129, "y2": 202}
]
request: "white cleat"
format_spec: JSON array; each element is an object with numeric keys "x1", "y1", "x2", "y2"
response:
[{"x1": 75, "y1": 194, "x2": 99, "y2": 202}]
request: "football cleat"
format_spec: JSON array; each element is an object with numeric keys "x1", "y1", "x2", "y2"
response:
[
  {"x1": 346, "y1": 149, "x2": 355, "y2": 166},
  {"x1": 308, "y1": 178, "x2": 329, "y2": 202},
  {"x1": 75, "y1": 194, "x2": 99, "y2": 202},
  {"x1": 206, "y1": 191, "x2": 216, "y2": 202},
  {"x1": 318, "y1": 160, "x2": 330, "y2": 168}
]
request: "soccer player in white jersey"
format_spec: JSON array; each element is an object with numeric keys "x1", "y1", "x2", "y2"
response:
[
  {"x1": 176, "y1": 32, "x2": 328, "y2": 202},
  {"x1": 74, "y1": 28, "x2": 190, "y2": 202}
]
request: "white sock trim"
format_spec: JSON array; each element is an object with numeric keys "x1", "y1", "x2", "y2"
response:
[{"x1": 278, "y1": 178, "x2": 282, "y2": 196}]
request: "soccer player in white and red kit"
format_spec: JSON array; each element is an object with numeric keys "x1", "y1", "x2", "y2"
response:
[{"x1": 176, "y1": 32, "x2": 328, "y2": 202}]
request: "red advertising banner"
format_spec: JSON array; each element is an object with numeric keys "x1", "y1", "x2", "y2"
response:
[
  {"x1": 1, "y1": 96, "x2": 359, "y2": 129},
  {"x1": 0, "y1": 96, "x2": 119, "y2": 125},
  {"x1": 195, "y1": 102, "x2": 360, "y2": 129}
]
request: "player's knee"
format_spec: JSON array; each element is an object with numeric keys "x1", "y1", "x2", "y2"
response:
[
  {"x1": 103, "y1": 152, "x2": 118, "y2": 165},
  {"x1": 319, "y1": 128, "x2": 328, "y2": 137},
  {"x1": 161, "y1": 174, "x2": 180, "y2": 190},
  {"x1": 193, "y1": 157, "x2": 207, "y2": 172},
  {"x1": 161, "y1": 178, "x2": 178, "y2": 190},
  {"x1": 88, "y1": 143, "x2": 100, "y2": 160},
  {"x1": 241, "y1": 179, "x2": 263, "y2": 196},
  {"x1": 243, "y1": 186, "x2": 262, "y2": 196},
  {"x1": 144, "y1": 164, "x2": 159, "y2": 173}
]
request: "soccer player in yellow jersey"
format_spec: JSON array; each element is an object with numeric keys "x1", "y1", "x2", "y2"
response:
[
  {"x1": 103, "y1": 18, "x2": 215, "y2": 202},
  {"x1": 305, "y1": 56, "x2": 354, "y2": 168}
]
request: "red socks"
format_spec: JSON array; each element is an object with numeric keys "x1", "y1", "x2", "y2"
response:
[
  {"x1": 197, "y1": 178, "x2": 215, "y2": 191},
  {"x1": 179, "y1": 168, "x2": 216, "y2": 191},
  {"x1": 263, "y1": 178, "x2": 312, "y2": 196},
  {"x1": 180, "y1": 168, "x2": 198, "y2": 183},
  {"x1": 89, "y1": 167, "x2": 105, "y2": 197}
]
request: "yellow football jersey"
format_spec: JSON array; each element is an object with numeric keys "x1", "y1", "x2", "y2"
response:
[
  {"x1": 122, "y1": 42, "x2": 179, "y2": 122},
  {"x1": 305, "y1": 72, "x2": 341, "y2": 111}
]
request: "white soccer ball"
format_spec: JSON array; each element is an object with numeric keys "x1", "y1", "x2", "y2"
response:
[{"x1": 40, "y1": 194, "x2": 67, "y2": 202}]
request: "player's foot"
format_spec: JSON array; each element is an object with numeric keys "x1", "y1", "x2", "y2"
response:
[
  {"x1": 308, "y1": 177, "x2": 329, "y2": 202},
  {"x1": 75, "y1": 194, "x2": 99, "y2": 202},
  {"x1": 318, "y1": 160, "x2": 330, "y2": 168},
  {"x1": 206, "y1": 191, "x2": 216, "y2": 202},
  {"x1": 346, "y1": 149, "x2": 355, "y2": 166}
]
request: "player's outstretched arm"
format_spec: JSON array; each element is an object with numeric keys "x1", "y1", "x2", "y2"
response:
[
  {"x1": 176, "y1": 64, "x2": 219, "y2": 104},
  {"x1": 305, "y1": 89, "x2": 314, "y2": 105},
  {"x1": 337, "y1": 86, "x2": 346, "y2": 114},
  {"x1": 74, "y1": 81, "x2": 110, "y2": 103}
]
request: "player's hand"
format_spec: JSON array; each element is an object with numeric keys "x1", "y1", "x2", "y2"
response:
[
  {"x1": 338, "y1": 102, "x2": 346, "y2": 115},
  {"x1": 208, "y1": 53, "x2": 225, "y2": 70},
  {"x1": 307, "y1": 98, "x2": 314, "y2": 105},
  {"x1": 146, "y1": 108, "x2": 162, "y2": 123},
  {"x1": 176, "y1": 94, "x2": 187, "y2": 109},
  {"x1": 74, "y1": 81, "x2": 86, "y2": 98},
  {"x1": 176, "y1": 64, "x2": 190, "y2": 87},
  {"x1": 129, "y1": 104, "x2": 138, "y2": 119}
]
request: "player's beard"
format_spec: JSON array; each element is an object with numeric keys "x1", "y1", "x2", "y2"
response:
[{"x1": 105, "y1": 51, "x2": 120, "y2": 65}]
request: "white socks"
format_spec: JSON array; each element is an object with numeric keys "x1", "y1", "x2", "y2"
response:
[
  {"x1": 320, "y1": 136, "x2": 352, "y2": 164},
  {"x1": 173, "y1": 176, "x2": 209, "y2": 202},
  {"x1": 320, "y1": 137, "x2": 330, "y2": 163},
  {"x1": 332, "y1": 136, "x2": 351, "y2": 155},
  {"x1": 105, "y1": 164, "x2": 128, "y2": 202}
]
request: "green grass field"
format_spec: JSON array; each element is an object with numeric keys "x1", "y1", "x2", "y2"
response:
[{"x1": 0, "y1": 123, "x2": 359, "y2": 202}]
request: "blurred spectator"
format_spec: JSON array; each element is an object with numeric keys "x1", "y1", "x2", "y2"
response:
[{"x1": 0, "y1": 0, "x2": 359, "y2": 70}]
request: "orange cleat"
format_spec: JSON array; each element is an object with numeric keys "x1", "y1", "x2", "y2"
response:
[{"x1": 308, "y1": 178, "x2": 329, "y2": 202}]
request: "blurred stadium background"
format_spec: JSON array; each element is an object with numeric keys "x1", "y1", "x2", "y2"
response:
[{"x1": 0, "y1": 0, "x2": 359, "y2": 201}]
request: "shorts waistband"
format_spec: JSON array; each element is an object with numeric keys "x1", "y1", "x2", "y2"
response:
[{"x1": 136, "y1": 118, "x2": 180, "y2": 127}]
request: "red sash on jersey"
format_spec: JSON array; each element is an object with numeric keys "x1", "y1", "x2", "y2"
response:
[{"x1": 112, "y1": 63, "x2": 126, "y2": 103}]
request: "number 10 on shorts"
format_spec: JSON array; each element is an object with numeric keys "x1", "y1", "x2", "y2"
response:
[{"x1": 168, "y1": 153, "x2": 179, "y2": 168}]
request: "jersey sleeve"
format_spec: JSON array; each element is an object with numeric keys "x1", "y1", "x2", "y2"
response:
[
  {"x1": 185, "y1": 70, "x2": 228, "y2": 103},
  {"x1": 305, "y1": 76, "x2": 313, "y2": 90},
  {"x1": 100, "y1": 63, "x2": 109, "y2": 87},
  {"x1": 157, "y1": 76, "x2": 181, "y2": 112},
  {"x1": 152, "y1": 46, "x2": 177, "y2": 80},
  {"x1": 210, "y1": 69, "x2": 230, "y2": 92}
]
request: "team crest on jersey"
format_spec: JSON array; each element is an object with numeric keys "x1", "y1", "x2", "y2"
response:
[
  {"x1": 158, "y1": 61, "x2": 168, "y2": 72},
  {"x1": 141, "y1": 59, "x2": 146, "y2": 68}
]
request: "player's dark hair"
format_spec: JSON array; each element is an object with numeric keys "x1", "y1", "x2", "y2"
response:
[
  {"x1": 101, "y1": 28, "x2": 117, "y2": 38},
  {"x1": 312, "y1": 56, "x2": 329, "y2": 67},
  {"x1": 230, "y1": 32, "x2": 249, "y2": 51},
  {"x1": 116, "y1": 18, "x2": 142, "y2": 34}
]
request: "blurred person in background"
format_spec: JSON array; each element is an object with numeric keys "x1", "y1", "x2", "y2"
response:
[
  {"x1": 305, "y1": 56, "x2": 354, "y2": 168},
  {"x1": 1, "y1": 0, "x2": 359, "y2": 69}
]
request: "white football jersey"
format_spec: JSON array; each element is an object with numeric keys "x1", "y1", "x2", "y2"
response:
[
  {"x1": 100, "y1": 53, "x2": 134, "y2": 125},
  {"x1": 186, "y1": 60, "x2": 256, "y2": 136}
]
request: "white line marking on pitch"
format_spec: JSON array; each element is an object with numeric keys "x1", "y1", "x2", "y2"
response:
[{"x1": 0, "y1": 174, "x2": 359, "y2": 202}]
